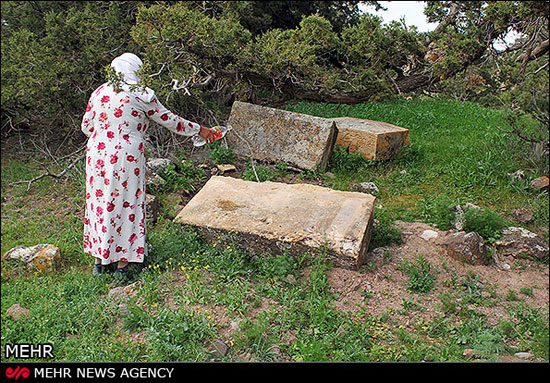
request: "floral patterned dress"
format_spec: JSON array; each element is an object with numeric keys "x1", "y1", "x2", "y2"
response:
[{"x1": 81, "y1": 83, "x2": 200, "y2": 265}]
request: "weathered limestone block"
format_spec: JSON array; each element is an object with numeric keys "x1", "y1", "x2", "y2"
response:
[
  {"x1": 174, "y1": 176, "x2": 376, "y2": 270},
  {"x1": 226, "y1": 101, "x2": 337, "y2": 171},
  {"x1": 333, "y1": 117, "x2": 409, "y2": 161}
]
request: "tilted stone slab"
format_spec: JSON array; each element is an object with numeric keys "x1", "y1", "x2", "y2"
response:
[
  {"x1": 226, "y1": 101, "x2": 337, "y2": 171},
  {"x1": 174, "y1": 176, "x2": 375, "y2": 270},
  {"x1": 333, "y1": 117, "x2": 409, "y2": 161}
]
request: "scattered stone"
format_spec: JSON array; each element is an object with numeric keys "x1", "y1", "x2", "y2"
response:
[
  {"x1": 450, "y1": 204, "x2": 465, "y2": 231},
  {"x1": 145, "y1": 194, "x2": 160, "y2": 224},
  {"x1": 146, "y1": 158, "x2": 172, "y2": 174},
  {"x1": 226, "y1": 101, "x2": 337, "y2": 171},
  {"x1": 358, "y1": 182, "x2": 379, "y2": 195},
  {"x1": 145, "y1": 172, "x2": 166, "y2": 188},
  {"x1": 512, "y1": 208, "x2": 534, "y2": 224},
  {"x1": 332, "y1": 117, "x2": 409, "y2": 161},
  {"x1": 463, "y1": 202, "x2": 481, "y2": 210},
  {"x1": 514, "y1": 352, "x2": 534, "y2": 361},
  {"x1": 230, "y1": 319, "x2": 243, "y2": 332},
  {"x1": 209, "y1": 339, "x2": 230, "y2": 357},
  {"x1": 438, "y1": 231, "x2": 488, "y2": 265},
  {"x1": 174, "y1": 176, "x2": 376, "y2": 270},
  {"x1": 285, "y1": 274, "x2": 297, "y2": 284},
  {"x1": 494, "y1": 227, "x2": 549, "y2": 261},
  {"x1": 216, "y1": 164, "x2": 236, "y2": 174},
  {"x1": 530, "y1": 176, "x2": 549, "y2": 191},
  {"x1": 420, "y1": 230, "x2": 439, "y2": 241},
  {"x1": 7, "y1": 304, "x2": 31, "y2": 320},
  {"x1": 508, "y1": 170, "x2": 525, "y2": 181},
  {"x1": 501, "y1": 263, "x2": 511, "y2": 270},
  {"x1": 3, "y1": 244, "x2": 60, "y2": 272}
]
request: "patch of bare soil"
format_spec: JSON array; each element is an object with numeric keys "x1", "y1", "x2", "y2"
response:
[{"x1": 327, "y1": 220, "x2": 549, "y2": 361}]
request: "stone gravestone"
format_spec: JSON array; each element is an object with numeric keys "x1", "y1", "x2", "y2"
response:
[
  {"x1": 333, "y1": 117, "x2": 409, "y2": 161},
  {"x1": 225, "y1": 101, "x2": 337, "y2": 171},
  {"x1": 174, "y1": 176, "x2": 376, "y2": 270}
]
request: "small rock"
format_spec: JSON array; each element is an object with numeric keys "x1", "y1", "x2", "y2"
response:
[
  {"x1": 3, "y1": 244, "x2": 60, "y2": 272},
  {"x1": 463, "y1": 349, "x2": 476, "y2": 358},
  {"x1": 514, "y1": 352, "x2": 534, "y2": 360},
  {"x1": 285, "y1": 274, "x2": 297, "y2": 284},
  {"x1": 7, "y1": 304, "x2": 31, "y2": 320},
  {"x1": 145, "y1": 173, "x2": 166, "y2": 188},
  {"x1": 211, "y1": 167, "x2": 220, "y2": 176},
  {"x1": 439, "y1": 231, "x2": 488, "y2": 265},
  {"x1": 508, "y1": 170, "x2": 525, "y2": 181},
  {"x1": 358, "y1": 182, "x2": 379, "y2": 195},
  {"x1": 512, "y1": 208, "x2": 534, "y2": 224},
  {"x1": 494, "y1": 227, "x2": 549, "y2": 261},
  {"x1": 501, "y1": 263, "x2": 511, "y2": 270},
  {"x1": 420, "y1": 230, "x2": 439, "y2": 241},
  {"x1": 530, "y1": 176, "x2": 549, "y2": 191},
  {"x1": 230, "y1": 319, "x2": 242, "y2": 332},
  {"x1": 146, "y1": 158, "x2": 172, "y2": 174},
  {"x1": 209, "y1": 339, "x2": 230, "y2": 357},
  {"x1": 463, "y1": 202, "x2": 481, "y2": 210},
  {"x1": 107, "y1": 286, "x2": 129, "y2": 302},
  {"x1": 400, "y1": 170, "x2": 407, "y2": 175},
  {"x1": 216, "y1": 164, "x2": 236, "y2": 174}
]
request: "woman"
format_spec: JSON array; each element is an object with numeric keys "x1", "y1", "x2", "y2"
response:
[{"x1": 81, "y1": 53, "x2": 215, "y2": 277}]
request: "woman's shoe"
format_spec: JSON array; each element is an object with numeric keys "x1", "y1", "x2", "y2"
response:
[
  {"x1": 114, "y1": 265, "x2": 129, "y2": 279},
  {"x1": 92, "y1": 264, "x2": 103, "y2": 277}
]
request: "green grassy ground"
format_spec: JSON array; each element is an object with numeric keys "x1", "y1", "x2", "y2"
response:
[{"x1": 1, "y1": 97, "x2": 548, "y2": 362}]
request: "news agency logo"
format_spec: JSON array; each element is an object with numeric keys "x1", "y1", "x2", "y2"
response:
[
  {"x1": 4, "y1": 344, "x2": 54, "y2": 359},
  {"x1": 5, "y1": 366, "x2": 30, "y2": 381}
]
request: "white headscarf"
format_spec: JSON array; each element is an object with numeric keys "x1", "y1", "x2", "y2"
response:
[{"x1": 110, "y1": 53, "x2": 155, "y2": 103}]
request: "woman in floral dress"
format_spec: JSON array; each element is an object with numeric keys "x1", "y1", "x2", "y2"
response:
[{"x1": 81, "y1": 53, "x2": 214, "y2": 277}]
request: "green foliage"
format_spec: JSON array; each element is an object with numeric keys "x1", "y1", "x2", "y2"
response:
[
  {"x1": 242, "y1": 161, "x2": 277, "y2": 182},
  {"x1": 1, "y1": 1, "x2": 142, "y2": 143},
  {"x1": 368, "y1": 208, "x2": 403, "y2": 250},
  {"x1": 208, "y1": 142, "x2": 235, "y2": 165},
  {"x1": 422, "y1": 195, "x2": 457, "y2": 230},
  {"x1": 152, "y1": 162, "x2": 205, "y2": 193},
  {"x1": 254, "y1": 254, "x2": 297, "y2": 281},
  {"x1": 463, "y1": 207, "x2": 507, "y2": 242},
  {"x1": 398, "y1": 255, "x2": 437, "y2": 294},
  {"x1": 328, "y1": 145, "x2": 372, "y2": 173}
]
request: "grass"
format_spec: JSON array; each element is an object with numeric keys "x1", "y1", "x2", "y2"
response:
[
  {"x1": 286, "y1": 98, "x2": 549, "y2": 232},
  {"x1": 1, "y1": 97, "x2": 548, "y2": 362}
]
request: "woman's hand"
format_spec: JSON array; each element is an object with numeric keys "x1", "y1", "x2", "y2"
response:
[{"x1": 199, "y1": 126, "x2": 216, "y2": 144}]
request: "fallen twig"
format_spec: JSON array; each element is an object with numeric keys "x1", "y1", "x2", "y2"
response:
[{"x1": 9, "y1": 147, "x2": 86, "y2": 192}]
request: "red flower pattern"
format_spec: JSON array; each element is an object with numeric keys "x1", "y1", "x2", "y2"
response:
[{"x1": 83, "y1": 82, "x2": 201, "y2": 265}]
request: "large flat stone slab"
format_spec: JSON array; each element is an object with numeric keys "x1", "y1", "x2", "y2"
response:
[
  {"x1": 226, "y1": 101, "x2": 337, "y2": 171},
  {"x1": 333, "y1": 117, "x2": 409, "y2": 160},
  {"x1": 174, "y1": 176, "x2": 375, "y2": 270}
]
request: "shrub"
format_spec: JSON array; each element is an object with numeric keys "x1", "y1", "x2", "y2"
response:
[{"x1": 463, "y1": 207, "x2": 507, "y2": 242}]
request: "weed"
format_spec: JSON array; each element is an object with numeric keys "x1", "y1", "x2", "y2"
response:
[
  {"x1": 368, "y1": 209, "x2": 403, "y2": 250},
  {"x1": 208, "y1": 142, "x2": 235, "y2": 165},
  {"x1": 242, "y1": 161, "x2": 277, "y2": 182},
  {"x1": 398, "y1": 255, "x2": 437, "y2": 294},
  {"x1": 422, "y1": 195, "x2": 457, "y2": 230}
]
